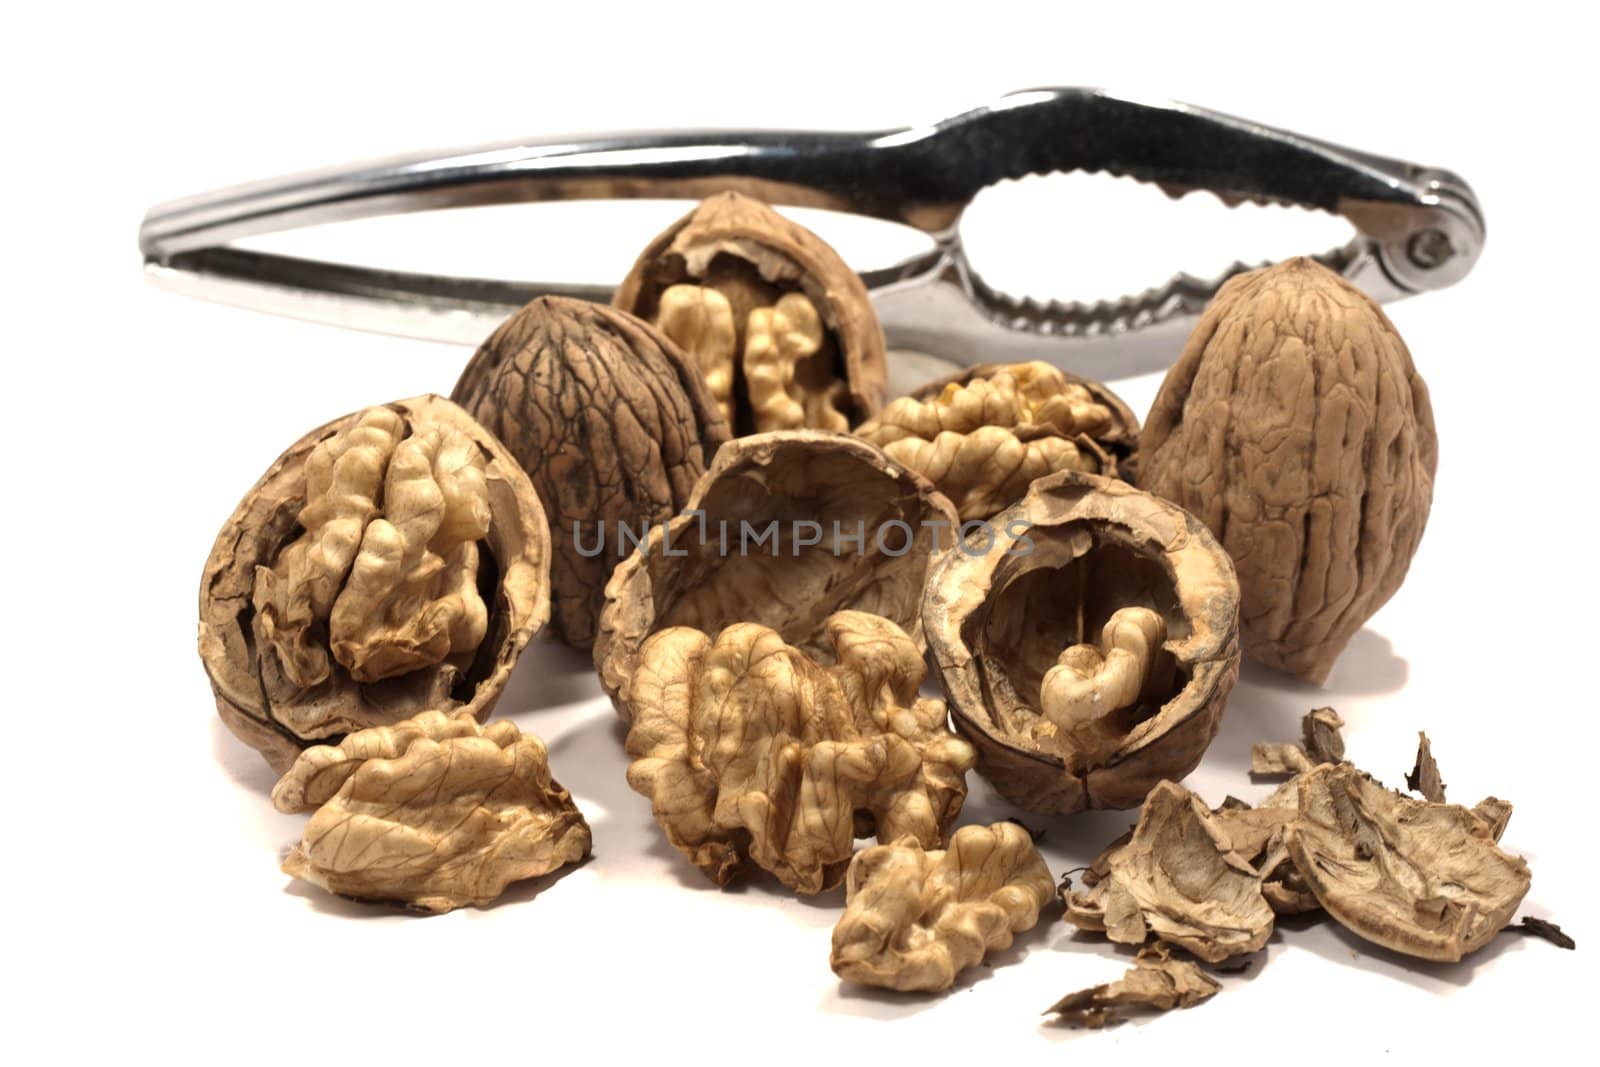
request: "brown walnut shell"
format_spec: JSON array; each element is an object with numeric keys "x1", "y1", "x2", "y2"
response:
[
  {"x1": 595, "y1": 430, "x2": 958, "y2": 722},
  {"x1": 199, "y1": 395, "x2": 551, "y2": 774},
  {"x1": 451, "y1": 296, "x2": 729, "y2": 649},
  {"x1": 923, "y1": 470, "x2": 1240, "y2": 814},
  {"x1": 613, "y1": 192, "x2": 886, "y2": 433},
  {"x1": 1139, "y1": 258, "x2": 1437, "y2": 684}
]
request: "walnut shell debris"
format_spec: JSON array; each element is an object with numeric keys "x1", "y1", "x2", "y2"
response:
[
  {"x1": 1251, "y1": 706, "x2": 1346, "y2": 777},
  {"x1": 923, "y1": 470, "x2": 1240, "y2": 814},
  {"x1": 451, "y1": 295, "x2": 729, "y2": 648},
  {"x1": 615, "y1": 192, "x2": 886, "y2": 434},
  {"x1": 1045, "y1": 943, "x2": 1219, "y2": 1029},
  {"x1": 830, "y1": 822, "x2": 1055, "y2": 992},
  {"x1": 279, "y1": 713, "x2": 590, "y2": 913},
  {"x1": 1285, "y1": 763, "x2": 1531, "y2": 962},
  {"x1": 1064, "y1": 781, "x2": 1275, "y2": 962},
  {"x1": 1140, "y1": 257, "x2": 1438, "y2": 685},
  {"x1": 623, "y1": 611, "x2": 975, "y2": 894},
  {"x1": 199, "y1": 396, "x2": 551, "y2": 773},
  {"x1": 857, "y1": 361, "x2": 1138, "y2": 520},
  {"x1": 596, "y1": 431, "x2": 958, "y2": 720}
]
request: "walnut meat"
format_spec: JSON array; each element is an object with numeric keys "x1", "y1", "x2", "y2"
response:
[
  {"x1": 624, "y1": 611, "x2": 975, "y2": 894},
  {"x1": 1140, "y1": 258, "x2": 1438, "y2": 684},
  {"x1": 451, "y1": 296, "x2": 729, "y2": 648},
  {"x1": 614, "y1": 192, "x2": 886, "y2": 434},
  {"x1": 595, "y1": 431, "x2": 958, "y2": 719},
  {"x1": 830, "y1": 822, "x2": 1054, "y2": 992},
  {"x1": 1285, "y1": 763, "x2": 1531, "y2": 961},
  {"x1": 199, "y1": 396, "x2": 550, "y2": 773},
  {"x1": 857, "y1": 361, "x2": 1139, "y2": 519},
  {"x1": 923, "y1": 470, "x2": 1240, "y2": 814},
  {"x1": 278, "y1": 712, "x2": 590, "y2": 912}
]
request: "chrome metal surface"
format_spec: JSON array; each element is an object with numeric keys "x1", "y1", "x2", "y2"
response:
[{"x1": 140, "y1": 88, "x2": 1484, "y2": 378}]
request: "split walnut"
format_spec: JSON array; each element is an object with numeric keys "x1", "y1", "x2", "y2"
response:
[
  {"x1": 624, "y1": 612, "x2": 974, "y2": 894},
  {"x1": 923, "y1": 470, "x2": 1241, "y2": 814},
  {"x1": 451, "y1": 296, "x2": 729, "y2": 648},
  {"x1": 614, "y1": 192, "x2": 887, "y2": 434},
  {"x1": 857, "y1": 361, "x2": 1139, "y2": 520},
  {"x1": 830, "y1": 822, "x2": 1055, "y2": 992},
  {"x1": 595, "y1": 431, "x2": 958, "y2": 719},
  {"x1": 276, "y1": 710, "x2": 590, "y2": 913},
  {"x1": 1140, "y1": 258, "x2": 1438, "y2": 684},
  {"x1": 198, "y1": 396, "x2": 551, "y2": 773}
]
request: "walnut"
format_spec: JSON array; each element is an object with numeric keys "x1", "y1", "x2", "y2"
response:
[
  {"x1": 614, "y1": 192, "x2": 886, "y2": 434},
  {"x1": 199, "y1": 396, "x2": 550, "y2": 773},
  {"x1": 278, "y1": 712, "x2": 590, "y2": 912},
  {"x1": 623, "y1": 611, "x2": 975, "y2": 894},
  {"x1": 1139, "y1": 257, "x2": 1438, "y2": 684},
  {"x1": 829, "y1": 822, "x2": 1055, "y2": 992},
  {"x1": 923, "y1": 469, "x2": 1240, "y2": 814},
  {"x1": 857, "y1": 361, "x2": 1138, "y2": 519},
  {"x1": 1064, "y1": 781, "x2": 1275, "y2": 962},
  {"x1": 1285, "y1": 763, "x2": 1531, "y2": 961},
  {"x1": 1045, "y1": 942, "x2": 1220, "y2": 1029},
  {"x1": 595, "y1": 431, "x2": 958, "y2": 719},
  {"x1": 451, "y1": 296, "x2": 729, "y2": 648}
]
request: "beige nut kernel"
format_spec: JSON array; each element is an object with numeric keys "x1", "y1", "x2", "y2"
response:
[
  {"x1": 280, "y1": 715, "x2": 591, "y2": 913},
  {"x1": 744, "y1": 292, "x2": 848, "y2": 432},
  {"x1": 624, "y1": 611, "x2": 975, "y2": 894},
  {"x1": 1037, "y1": 606, "x2": 1174, "y2": 770},
  {"x1": 857, "y1": 361, "x2": 1137, "y2": 520},
  {"x1": 656, "y1": 284, "x2": 738, "y2": 428},
  {"x1": 829, "y1": 822, "x2": 1055, "y2": 992}
]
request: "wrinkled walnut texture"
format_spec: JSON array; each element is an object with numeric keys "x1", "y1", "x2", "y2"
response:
[
  {"x1": 923, "y1": 470, "x2": 1240, "y2": 814},
  {"x1": 1140, "y1": 258, "x2": 1437, "y2": 684},
  {"x1": 624, "y1": 612, "x2": 974, "y2": 894},
  {"x1": 198, "y1": 396, "x2": 551, "y2": 773},
  {"x1": 451, "y1": 295, "x2": 729, "y2": 648},
  {"x1": 857, "y1": 361, "x2": 1136, "y2": 519},
  {"x1": 614, "y1": 192, "x2": 886, "y2": 434},
  {"x1": 279, "y1": 714, "x2": 590, "y2": 912},
  {"x1": 829, "y1": 822, "x2": 1055, "y2": 992}
]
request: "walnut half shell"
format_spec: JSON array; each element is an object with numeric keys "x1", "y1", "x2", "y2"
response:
[
  {"x1": 923, "y1": 470, "x2": 1241, "y2": 814},
  {"x1": 199, "y1": 396, "x2": 551, "y2": 773}
]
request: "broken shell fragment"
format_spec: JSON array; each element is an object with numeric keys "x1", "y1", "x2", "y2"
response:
[
  {"x1": 923, "y1": 470, "x2": 1240, "y2": 814},
  {"x1": 198, "y1": 395, "x2": 551, "y2": 773},
  {"x1": 1045, "y1": 942, "x2": 1219, "y2": 1029},
  {"x1": 830, "y1": 822, "x2": 1055, "y2": 992}
]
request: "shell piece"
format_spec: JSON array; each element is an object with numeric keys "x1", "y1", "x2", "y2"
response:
[
  {"x1": 280, "y1": 717, "x2": 590, "y2": 913},
  {"x1": 1064, "y1": 782, "x2": 1275, "y2": 962},
  {"x1": 1284, "y1": 763, "x2": 1531, "y2": 962},
  {"x1": 1045, "y1": 942, "x2": 1220, "y2": 1029},
  {"x1": 1140, "y1": 258, "x2": 1438, "y2": 685},
  {"x1": 595, "y1": 431, "x2": 959, "y2": 720},
  {"x1": 199, "y1": 396, "x2": 551, "y2": 774},
  {"x1": 857, "y1": 361, "x2": 1138, "y2": 519},
  {"x1": 1406, "y1": 731, "x2": 1447, "y2": 802},
  {"x1": 923, "y1": 469, "x2": 1240, "y2": 814},
  {"x1": 450, "y1": 295, "x2": 729, "y2": 648},
  {"x1": 615, "y1": 192, "x2": 886, "y2": 433},
  {"x1": 623, "y1": 611, "x2": 975, "y2": 894},
  {"x1": 829, "y1": 822, "x2": 1055, "y2": 992}
]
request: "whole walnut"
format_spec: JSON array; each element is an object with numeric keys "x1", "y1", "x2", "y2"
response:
[
  {"x1": 614, "y1": 192, "x2": 886, "y2": 435},
  {"x1": 452, "y1": 296, "x2": 730, "y2": 648},
  {"x1": 1139, "y1": 258, "x2": 1437, "y2": 684},
  {"x1": 198, "y1": 396, "x2": 551, "y2": 773}
]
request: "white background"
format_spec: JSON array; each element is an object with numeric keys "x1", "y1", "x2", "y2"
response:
[{"x1": 6, "y1": 2, "x2": 1595, "y2": 1062}]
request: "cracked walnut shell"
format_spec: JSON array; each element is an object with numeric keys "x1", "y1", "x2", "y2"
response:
[
  {"x1": 857, "y1": 361, "x2": 1139, "y2": 520},
  {"x1": 1140, "y1": 257, "x2": 1437, "y2": 684},
  {"x1": 451, "y1": 296, "x2": 729, "y2": 648},
  {"x1": 830, "y1": 822, "x2": 1054, "y2": 992},
  {"x1": 614, "y1": 192, "x2": 886, "y2": 434},
  {"x1": 624, "y1": 611, "x2": 975, "y2": 894},
  {"x1": 199, "y1": 396, "x2": 551, "y2": 773},
  {"x1": 278, "y1": 711, "x2": 590, "y2": 912},
  {"x1": 595, "y1": 431, "x2": 958, "y2": 720},
  {"x1": 923, "y1": 470, "x2": 1240, "y2": 814}
]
